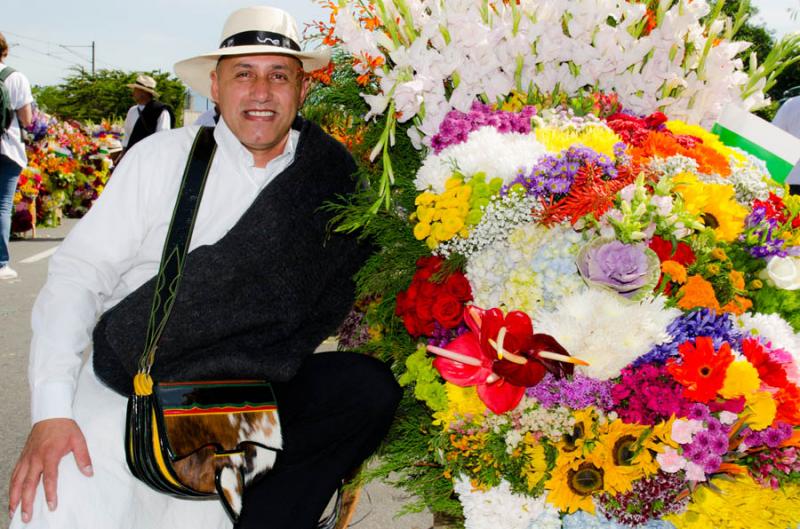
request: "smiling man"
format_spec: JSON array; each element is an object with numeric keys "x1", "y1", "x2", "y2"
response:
[{"x1": 8, "y1": 6, "x2": 400, "y2": 529}]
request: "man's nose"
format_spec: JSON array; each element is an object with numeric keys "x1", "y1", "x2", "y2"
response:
[{"x1": 250, "y1": 76, "x2": 273, "y2": 102}]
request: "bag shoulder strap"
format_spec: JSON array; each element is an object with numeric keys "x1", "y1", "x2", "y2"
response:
[
  {"x1": 0, "y1": 67, "x2": 15, "y2": 83},
  {"x1": 137, "y1": 126, "x2": 216, "y2": 376}
]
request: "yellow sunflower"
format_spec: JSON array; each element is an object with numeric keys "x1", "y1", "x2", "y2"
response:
[
  {"x1": 521, "y1": 433, "x2": 549, "y2": 491},
  {"x1": 545, "y1": 449, "x2": 606, "y2": 514},
  {"x1": 596, "y1": 420, "x2": 658, "y2": 493},
  {"x1": 672, "y1": 173, "x2": 748, "y2": 242}
]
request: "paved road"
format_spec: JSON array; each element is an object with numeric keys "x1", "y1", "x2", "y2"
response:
[{"x1": 0, "y1": 218, "x2": 432, "y2": 529}]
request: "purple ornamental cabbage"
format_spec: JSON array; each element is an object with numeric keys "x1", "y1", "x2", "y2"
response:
[{"x1": 577, "y1": 239, "x2": 660, "y2": 299}]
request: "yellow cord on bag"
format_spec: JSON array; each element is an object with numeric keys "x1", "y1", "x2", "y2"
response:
[{"x1": 133, "y1": 372, "x2": 154, "y2": 396}]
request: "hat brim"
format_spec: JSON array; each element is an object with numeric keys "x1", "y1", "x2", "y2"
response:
[
  {"x1": 174, "y1": 45, "x2": 331, "y2": 100},
  {"x1": 126, "y1": 84, "x2": 159, "y2": 97}
]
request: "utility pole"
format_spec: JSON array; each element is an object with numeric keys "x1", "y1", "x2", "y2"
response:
[{"x1": 59, "y1": 42, "x2": 95, "y2": 75}]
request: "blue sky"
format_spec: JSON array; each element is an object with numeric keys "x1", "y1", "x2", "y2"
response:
[{"x1": 2, "y1": 0, "x2": 799, "y2": 87}]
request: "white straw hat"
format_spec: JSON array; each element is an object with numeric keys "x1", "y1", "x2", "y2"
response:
[
  {"x1": 174, "y1": 6, "x2": 331, "y2": 99},
  {"x1": 127, "y1": 74, "x2": 159, "y2": 97}
]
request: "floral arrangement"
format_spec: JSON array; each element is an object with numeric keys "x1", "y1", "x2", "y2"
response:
[
  {"x1": 12, "y1": 110, "x2": 114, "y2": 232},
  {"x1": 307, "y1": 1, "x2": 800, "y2": 529}
]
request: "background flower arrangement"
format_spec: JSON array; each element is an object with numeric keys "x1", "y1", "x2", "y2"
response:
[
  {"x1": 12, "y1": 108, "x2": 117, "y2": 233},
  {"x1": 304, "y1": 1, "x2": 800, "y2": 528}
]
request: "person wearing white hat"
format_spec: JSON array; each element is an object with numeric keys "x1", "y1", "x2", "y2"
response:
[
  {"x1": 9, "y1": 6, "x2": 400, "y2": 529},
  {"x1": 121, "y1": 74, "x2": 175, "y2": 152}
]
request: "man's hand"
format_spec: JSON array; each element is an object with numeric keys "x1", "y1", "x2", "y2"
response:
[{"x1": 8, "y1": 418, "x2": 93, "y2": 523}]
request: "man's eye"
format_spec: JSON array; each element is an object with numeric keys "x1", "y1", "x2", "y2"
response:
[
  {"x1": 236, "y1": 71, "x2": 252, "y2": 79},
  {"x1": 269, "y1": 72, "x2": 289, "y2": 82}
]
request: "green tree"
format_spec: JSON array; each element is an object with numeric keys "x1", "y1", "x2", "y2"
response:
[{"x1": 33, "y1": 67, "x2": 186, "y2": 125}]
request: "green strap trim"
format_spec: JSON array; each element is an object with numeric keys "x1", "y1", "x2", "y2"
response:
[
  {"x1": 711, "y1": 123, "x2": 794, "y2": 183},
  {"x1": 138, "y1": 127, "x2": 217, "y2": 372}
]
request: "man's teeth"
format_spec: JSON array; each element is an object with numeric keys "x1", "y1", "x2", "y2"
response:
[{"x1": 247, "y1": 110, "x2": 275, "y2": 117}]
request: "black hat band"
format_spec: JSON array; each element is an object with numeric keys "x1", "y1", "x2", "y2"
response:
[{"x1": 220, "y1": 31, "x2": 301, "y2": 52}]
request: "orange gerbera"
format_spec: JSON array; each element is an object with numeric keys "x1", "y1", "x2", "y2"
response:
[
  {"x1": 676, "y1": 275, "x2": 720, "y2": 312},
  {"x1": 668, "y1": 336, "x2": 735, "y2": 403}
]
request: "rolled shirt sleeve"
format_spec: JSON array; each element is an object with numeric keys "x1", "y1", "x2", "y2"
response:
[{"x1": 28, "y1": 153, "x2": 150, "y2": 423}]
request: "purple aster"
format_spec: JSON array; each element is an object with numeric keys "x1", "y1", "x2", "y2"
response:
[
  {"x1": 429, "y1": 101, "x2": 537, "y2": 153},
  {"x1": 687, "y1": 403, "x2": 711, "y2": 422},
  {"x1": 636, "y1": 308, "x2": 743, "y2": 365},
  {"x1": 710, "y1": 434, "x2": 729, "y2": 454},
  {"x1": 702, "y1": 454, "x2": 723, "y2": 473},
  {"x1": 527, "y1": 372, "x2": 615, "y2": 410}
]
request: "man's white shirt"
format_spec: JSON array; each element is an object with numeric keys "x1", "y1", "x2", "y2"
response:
[
  {"x1": 121, "y1": 104, "x2": 173, "y2": 147},
  {"x1": 773, "y1": 96, "x2": 800, "y2": 139},
  {"x1": 29, "y1": 119, "x2": 299, "y2": 423}
]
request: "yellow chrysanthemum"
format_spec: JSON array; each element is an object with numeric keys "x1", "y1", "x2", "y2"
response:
[
  {"x1": 719, "y1": 360, "x2": 761, "y2": 399},
  {"x1": 745, "y1": 390, "x2": 777, "y2": 431},
  {"x1": 672, "y1": 173, "x2": 748, "y2": 242},
  {"x1": 432, "y1": 383, "x2": 487, "y2": 427},
  {"x1": 535, "y1": 125, "x2": 621, "y2": 160},
  {"x1": 665, "y1": 120, "x2": 745, "y2": 163},
  {"x1": 666, "y1": 476, "x2": 800, "y2": 529}
]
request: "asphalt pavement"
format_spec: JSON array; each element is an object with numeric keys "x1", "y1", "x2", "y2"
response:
[{"x1": 0, "y1": 218, "x2": 432, "y2": 529}]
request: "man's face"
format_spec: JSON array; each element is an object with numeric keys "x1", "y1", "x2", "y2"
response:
[
  {"x1": 131, "y1": 88, "x2": 152, "y2": 105},
  {"x1": 211, "y1": 54, "x2": 309, "y2": 166}
]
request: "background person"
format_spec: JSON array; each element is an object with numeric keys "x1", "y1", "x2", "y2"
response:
[
  {"x1": 0, "y1": 32, "x2": 33, "y2": 281},
  {"x1": 121, "y1": 74, "x2": 175, "y2": 153}
]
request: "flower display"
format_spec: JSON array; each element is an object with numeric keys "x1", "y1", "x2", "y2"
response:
[
  {"x1": 12, "y1": 109, "x2": 115, "y2": 232},
  {"x1": 309, "y1": 1, "x2": 800, "y2": 527}
]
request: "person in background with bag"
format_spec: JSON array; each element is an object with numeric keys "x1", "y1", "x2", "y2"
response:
[
  {"x1": 8, "y1": 6, "x2": 401, "y2": 529},
  {"x1": 120, "y1": 74, "x2": 175, "y2": 154},
  {"x1": 0, "y1": 32, "x2": 33, "y2": 281}
]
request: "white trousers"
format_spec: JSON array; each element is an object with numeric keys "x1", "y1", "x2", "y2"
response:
[{"x1": 10, "y1": 362, "x2": 231, "y2": 529}]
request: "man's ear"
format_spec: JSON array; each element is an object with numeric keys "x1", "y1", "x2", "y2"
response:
[
  {"x1": 210, "y1": 69, "x2": 219, "y2": 102},
  {"x1": 298, "y1": 74, "x2": 311, "y2": 106}
]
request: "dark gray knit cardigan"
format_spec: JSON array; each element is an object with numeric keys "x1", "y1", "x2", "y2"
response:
[{"x1": 92, "y1": 118, "x2": 371, "y2": 395}]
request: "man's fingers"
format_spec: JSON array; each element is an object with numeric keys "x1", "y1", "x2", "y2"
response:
[
  {"x1": 8, "y1": 458, "x2": 29, "y2": 517},
  {"x1": 19, "y1": 464, "x2": 43, "y2": 523},
  {"x1": 42, "y1": 456, "x2": 59, "y2": 511},
  {"x1": 70, "y1": 433, "x2": 93, "y2": 477}
]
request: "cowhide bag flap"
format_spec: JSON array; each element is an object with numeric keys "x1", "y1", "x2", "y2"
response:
[{"x1": 124, "y1": 127, "x2": 281, "y2": 523}]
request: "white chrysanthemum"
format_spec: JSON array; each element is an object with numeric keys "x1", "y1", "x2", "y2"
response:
[
  {"x1": 466, "y1": 223, "x2": 587, "y2": 315},
  {"x1": 738, "y1": 312, "x2": 800, "y2": 384},
  {"x1": 534, "y1": 289, "x2": 680, "y2": 380},
  {"x1": 454, "y1": 477, "x2": 562, "y2": 529},
  {"x1": 414, "y1": 127, "x2": 547, "y2": 193}
]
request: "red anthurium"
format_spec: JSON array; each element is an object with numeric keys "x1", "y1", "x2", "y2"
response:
[{"x1": 429, "y1": 305, "x2": 584, "y2": 414}]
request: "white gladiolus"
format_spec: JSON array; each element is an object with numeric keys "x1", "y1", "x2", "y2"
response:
[{"x1": 332, "y1": 0, "x2": 774, "y2": 145}]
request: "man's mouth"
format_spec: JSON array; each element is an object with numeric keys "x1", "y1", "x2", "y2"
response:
[{"x1": 245, "y1": 110, "x2": 276, "y2": 117}]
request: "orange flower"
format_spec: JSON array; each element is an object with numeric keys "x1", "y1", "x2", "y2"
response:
[
  {"x1": 676, "y1": 275, "x2": 720, "y2": 312},
  {"x1": 667, "y1": 336, "x2": 735, "y2": 403},
  {"x1": 729, "y1": 270, "x2": 745, "y2": 290},
  {"x1": 720, "y1": 295, "x2": 752, "y2": 316},
  {"x1": 661, "y1": 260, "x2": 687, "y2": 284},
  {"x1": 630, "y1": 131, "x2": 731, "y2": 176}
]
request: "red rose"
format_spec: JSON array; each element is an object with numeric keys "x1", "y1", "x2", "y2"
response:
[
  {"x1": 431, "y1": 294, "x2": 463, "y2": 328},
  {"x1": 415, "y1": 256, "x2": 443, "y2": 280},
  {"x1": 403, "y1": 312, "x2": 423, "y2": 337},
  {"x1": 419, "y1": 281, "x2": 439, "y2": 300},
  {"x1": 444, "y1": 273, "x2": 473, "y2": 302},
  {"x1": 416, "y1": 298, "x2": 434, "y2": 323}
]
